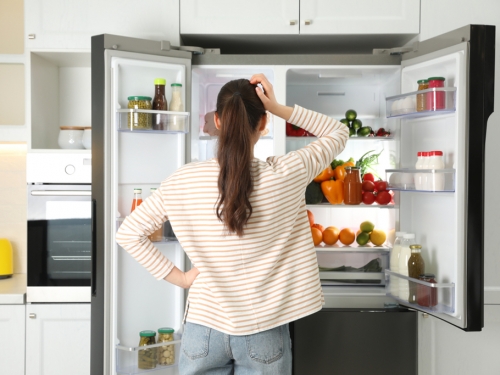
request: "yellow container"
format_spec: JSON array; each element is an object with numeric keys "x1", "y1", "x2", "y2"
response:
[{"x1": 0, "y1": 238, "x2": 14, "y2": 278}]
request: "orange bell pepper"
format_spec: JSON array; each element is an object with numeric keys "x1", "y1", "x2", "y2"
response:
[
  {"x1": 333, "y1": 165, "x2": 346, "y2": 182},
  {"x1": 343, "y1": 161, "x2": 355, "y2": 167},
  {"x1": 314, "y1": 166, "x2": 334, "y2": 183},
  {"x1": 321, "y1": 179, "x2": 344, "y2": 205}
]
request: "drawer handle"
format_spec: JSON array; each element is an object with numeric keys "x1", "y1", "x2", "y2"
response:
[
  {"x1": 304, "y1": 19, "x2": 312, "y2": 25},
  {"x1": 29, "y1": 313, "x2": 36, "y2": 319},
  {"x1": 289, "y1": 20, "x2": 297, "y2": 26}
]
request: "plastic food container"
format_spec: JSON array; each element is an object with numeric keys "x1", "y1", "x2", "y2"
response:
[
  {"x1": 157, "y1": 327, "x2": 175, "y2": 366},
  {"x1": 128, "y1": 96, "x2": 152, "y2": 130},
  {"x1": 138, "y1": 330, "x2": 157, "y2": 369},
  {"x1": 58, "y1": 126, "x2": 85, "y2": 149}
]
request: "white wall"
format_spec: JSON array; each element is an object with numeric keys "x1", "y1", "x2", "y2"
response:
[{"x1": 418, "y1": 1, "x2": 500, "y2": 374}]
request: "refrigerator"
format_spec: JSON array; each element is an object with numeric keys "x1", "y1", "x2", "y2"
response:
[{"x1": 91, "y1": 24, "x2": 495, "y2": 375}]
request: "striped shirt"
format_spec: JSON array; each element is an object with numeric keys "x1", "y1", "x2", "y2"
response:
[{"x1": 116, "y1": 105, "x2": 349, "y2": 335}]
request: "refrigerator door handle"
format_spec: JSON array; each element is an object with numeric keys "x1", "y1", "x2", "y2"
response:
[{"x1": 91, "y1": 198, "x2": 97, "y2": 297}]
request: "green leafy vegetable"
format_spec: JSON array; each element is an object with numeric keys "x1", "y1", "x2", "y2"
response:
[{"x1": 356, "y1": 150, "x2": 383, "y2": 177}]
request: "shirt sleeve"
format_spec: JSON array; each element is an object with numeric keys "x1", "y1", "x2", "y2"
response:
[
  {"x1": 115, "y1": 187, "x2": 173, "y2": 280},
  {"x1": 279, "y1": 105, "x2": 349, "y2": 184}
]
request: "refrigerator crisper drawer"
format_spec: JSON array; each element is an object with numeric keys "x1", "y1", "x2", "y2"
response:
[
  {"x1": 385, "y1": 270, "x2": 455, "y2": 314},
  {"x1": 116, "y1": 336, "x2": 181, "y2": 374}
]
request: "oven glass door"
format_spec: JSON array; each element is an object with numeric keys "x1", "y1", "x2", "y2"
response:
[{"x1": 28, "y1": 185, "x2": 91, "y2": 287}]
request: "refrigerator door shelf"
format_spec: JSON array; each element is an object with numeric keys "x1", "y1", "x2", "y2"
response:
[
  {"x1": 307, "y1": 202, "x2": 397, "y2": 209},
  {"x1": 386, "y1": 168, "x2": 455, "y2": 192},
  {"x1": 386, "y1": 87, "x2": 457, "y2": 118},
  {"x1": 200, "y1": 135, "x2": 274, "y2": 141},
  {"x1": 116, "y1": 336, "x2": 181, "y2": 375},
  {"x1": 385, "y1": 270, "x2": 456, "y2": 315},
  {"x1": 117, "y1": 109, "x2": 190, "y2": 134}
]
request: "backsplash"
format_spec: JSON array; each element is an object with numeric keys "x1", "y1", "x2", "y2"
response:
[{"x1": 0, "y1": 143, "x2": 26, "y2": 273}]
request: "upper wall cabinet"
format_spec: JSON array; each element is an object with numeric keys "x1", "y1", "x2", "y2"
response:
[
  {"x1": 181, "y1": 0, "x2": 300, "y2": 35},
  {"x1": 181, "y1": 0, "x2": 419, "y2": 36},
  {"x1": 25, "y1": 0, "x2": 181, "y2": 49}
]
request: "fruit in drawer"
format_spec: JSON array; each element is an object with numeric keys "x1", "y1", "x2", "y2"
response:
[
  {"x1": 339, "y1": 228, "x2": 355, "y2": 245},
  {"x1": 311, "y1": 227, "x2": 323, "y2": 246},
  {"x1": 323, "y1": 226, "x2": 340, "y2": 245},
  {"x1": 359, "y1": 221, "x2": 375, "y2": 233},
  {"x1": 369, "y1": 229, "x2": 387, "y2": 246}
]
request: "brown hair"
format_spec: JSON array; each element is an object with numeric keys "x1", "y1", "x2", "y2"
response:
[{"x1": 215, "y1": 79, "x2": 266, "y2": 236}]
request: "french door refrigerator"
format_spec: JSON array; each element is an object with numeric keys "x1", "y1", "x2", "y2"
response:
[{"x1": 91, "y1": 25, "x2": 495, "y2": 375}]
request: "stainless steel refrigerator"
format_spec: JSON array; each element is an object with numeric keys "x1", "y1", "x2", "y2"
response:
[{"x1": 91, "y1": 24, "x2": 495, "y2": 375}]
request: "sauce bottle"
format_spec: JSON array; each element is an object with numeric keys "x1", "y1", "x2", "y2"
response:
[
  {"x1": 343, "y1": 167, "x2": 362, "y2": 205},
  {"x1": 389, "y1": 231, "x2": 406, "y2": 296},
  {"x1": 417, "y1": 273, "x2": 438, "y2": 307},
  {"x1": 408, "y1": 244, "x2": 425, "y2": 304},
  {"x1": 131, "y1": 188, "x2": 143, "y2": 213},
  {"x1": 153, "y1": 78, "x2": 168, "y2": 130},
  {"x1": 397, "y1": 233, "x2": 414, "y2": 300}
]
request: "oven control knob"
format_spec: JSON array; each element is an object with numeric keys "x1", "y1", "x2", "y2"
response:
[{"x1": 65, "y1": 164, "x2": 75, "y2": 175}]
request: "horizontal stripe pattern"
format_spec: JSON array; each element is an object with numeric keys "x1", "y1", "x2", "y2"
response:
[{"x1": 116, "y1": 105, "x2": 348, "y2": 335}]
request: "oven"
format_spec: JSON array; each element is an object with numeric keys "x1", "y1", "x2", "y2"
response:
[{"x1": 27, "y1": 152, "x2": 92, "y2": 302}]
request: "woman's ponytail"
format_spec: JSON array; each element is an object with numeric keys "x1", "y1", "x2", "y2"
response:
[{"x1": 215, "y1": 79, "x2": 266, "y2": 236}]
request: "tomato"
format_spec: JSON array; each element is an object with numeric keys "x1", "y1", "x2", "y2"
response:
[
  {"x1": 362, "y1": 191, "x2": 376, "y2": 205},
  {"x1": 363, "y1": 173, "x2": 375, "y2": 182},
  {"x1": 374, "y1": 180, "x2": 388, "y2": 192},
  {"x1": 362, "y1": 180, "x2": 375, "y2": 192},
  {"x1": 376, "y1": 190, "x2": 391, "y2": 205}
]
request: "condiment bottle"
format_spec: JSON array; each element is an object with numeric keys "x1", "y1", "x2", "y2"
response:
[
  {"x1": 343, "y1": 167, "x2": 362, "y2": 205},
  {"x1": 426, "y1": 77, "x2": 446, "y2": 110},
  {"x1": 427, "y1": 151, "x2": 445, "y2": 191},
  {"x1": 157, "y1": 327, "x2": 175, "y2": 366},
  {"x1": 131, "y1": 188, "x2": 143, "y2": 213},
  {"x1": 153, "y1": 78, "x2": 168, "y2": 130},
  {"x1": 397, "y1": 233, "x2": 414, "y2": 300},
  {"x1": 168, "y1": 83, "x2": 184, "y2": 132},
  {"x1": 416, "y1": 79, "x2": 429, "y2": 111},
  {"x1": 148, "y1": 188, "x2": 164, "y2": 242},
  {"x1": 389, "y1": 231, "x2": 406, "y2": 296},
  {"x1": 408, "y1": 244, "x2": 425, "y2": 304},
  {"x1": 421, "y1": 151, "x2": 430, "y2": 191},
  {"x1": 414, "y1": 152, "x2": 424, "y2": 190},
  {"x1": 138, "y1": 330, "x2": 157, "y2": 369},
  {"x1": 417, "y1": 273, "x2": 438, "y2": 307}
]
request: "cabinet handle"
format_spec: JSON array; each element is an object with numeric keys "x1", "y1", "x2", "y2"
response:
[
  {"x1": 304, "y1": 19, "x2": 312, "y2": 26},
  {"x1": 29, "y1": 313, "x2": 36, "y2": 319},
  {"x1": 289, "y1": 20, "x2": 297, "y2": 26},
  {"x1": 28, "y1": 34, "x2": 36, "y2": 40}
]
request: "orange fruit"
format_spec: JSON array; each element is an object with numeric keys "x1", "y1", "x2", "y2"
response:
[
  {"x1": 307, "y1": 210, "x2": 314, "y2": 227},
  {"x1": 312, "y1": 223, "x2": 325, "y2": 233},
  {"x1": 339, "y1": 228, "x2": 355, "y2": 245},
  {"x1": 311, "y1": 227, "x2": 323, "y2": 246},
  {"x1": 323, "y1": 226, "x2": 340, "y2": 245}
]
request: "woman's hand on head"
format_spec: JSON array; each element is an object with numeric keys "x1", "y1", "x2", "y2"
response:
[{"x1": 250, "y1": 73, "x2": 278, "y2": 113}]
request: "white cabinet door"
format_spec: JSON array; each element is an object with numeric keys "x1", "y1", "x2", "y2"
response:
[
  {"x1": 25, "y1": 304, "x2": 90, "y2": 375},
  {"x1": 0, "y1": 305, "x2": 26, "y2": 375},
  {"x1": 181, "y1": 0, "x2": 299, "y2": 35},
  {"x1": 25, "y1": 0, "x2": 180, "y2": 49},
  {"x1": 299, "y1": 0, "x2": 420, "y2": 35}
]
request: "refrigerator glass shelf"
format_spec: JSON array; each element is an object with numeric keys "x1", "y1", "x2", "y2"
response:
[
  {"x1": 316, "y1": 244, "x2": 390, "y2": 253},
  {"x1": 116, "y1": 109, "x2": 190, "y2": 133},
  {"x1": 386, "y1": 87, "x2": 457, "y2": 118},
  {"x1": 319, "y1": 271, "x2": 385, "y2": 286},
  {"x1": 307, "y1": 202, "x2": 397, "y2": 209},
  {"x1": 385, "y1": 270, "x2": 455, "y2": 314},
  {"x1": 199, "y1": 135, "x2": 273, "y2": 140},
  {"x1": 286, "y1": 136, "x2": 395, "y2": 143},
  {"x1": 386, "y1": 168, "x2": 455, "y2": 192},
  {"x1": 116, "y1": 338, "x2": 181, "y2": 374}
]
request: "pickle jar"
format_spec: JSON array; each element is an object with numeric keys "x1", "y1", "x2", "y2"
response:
[
  {"x1": 157, "y1": 327, "x2": 175, "y2": 366},
  {"x1": 416, "y1": 79, "x2": 429, "y2": 111},
  {"x1": 127, "y1": 96, "x2": 152, "y2": 130},
  {"x1": 138, "y1": 330, "x2": 157, "y2": 370}
]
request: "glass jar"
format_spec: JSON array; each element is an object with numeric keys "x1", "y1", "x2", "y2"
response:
[
  {"x1": 58, "y1": 126, "x2": 85, "y2": 149},
  {"x1": 157, "y1": 327, "x2": 175, "y2": 366},
  {"x1": 148, "y1": 188, "x2": 164, "y2": 242},
  {"x1": 417, "y1": 273, "x2": 438, "y2": 307},
  {"x1": 153, "y1": 78, "x2": 168, "y2": 130},
  {"x1": 138, "y1": 330, "x2": 157, "y2": 369},
  {"x1": 426, "y1": 77, "x2": 446, "y2": 111},
  {"x1": 343, "y1": 167, "x2": 362, "y2": 205},
  {"x1": 408, "y1": 244, "x2": 425, "y2": 304},
  {"x1": 131, "y1": 188, "x2": 143, "y2": 213},
  {"x1": 416, "y1": 79, "x2": 429, "y2": 111},
  {"x1": 168, "y1": 83, "x2": 185, "y2": 132},
  {"x1": 127, "y1": 96, "x2": 152, "y2": 130}
]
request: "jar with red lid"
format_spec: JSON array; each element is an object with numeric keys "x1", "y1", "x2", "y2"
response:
[
  {"x1": 426, "y1": 77, "x2": 446, "y2": 110},
  {"x1": 343, "y1": 167, "x2": 362, "y2": 205},
  {"x1": 417, "y1": 273, "x2": 438, "y2": 307}
]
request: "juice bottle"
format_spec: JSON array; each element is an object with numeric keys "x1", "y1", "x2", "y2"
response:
[
  {"x1": 131, "y1": 188, "x2": 143, "y2": 213},
  {"x1": 389, "y1": 231, "x2": 406, "y2": 296},
  {"x1": 408, "y1": 244, "x2": 425, "y2": 304},
  {"x1": 397, "y1": 233, "x2": 415, "y2": 300}
]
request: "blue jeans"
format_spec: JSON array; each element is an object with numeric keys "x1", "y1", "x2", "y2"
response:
[{"x1": 179, "y1": 322, "x2": 292, "y2": 375}]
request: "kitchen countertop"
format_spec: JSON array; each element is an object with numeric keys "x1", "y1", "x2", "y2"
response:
[{"x1": 0, "y1": 274, "x2": 26, "y2": 304}]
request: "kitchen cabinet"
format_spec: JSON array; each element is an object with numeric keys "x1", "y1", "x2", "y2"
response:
[
  {"x1": 24, "y1": 0, "x2": 180, "y2": 49},
  {"x1": 0, "y1": 305, "x2": 26, "y2": 375},
  {"x1": 0, "y1": 0, "x2": 24, "y2": 54},
  {"x1": 181, "y1": 0, "x2": 419, "y2": 35},
  {"x1": 0, "y1": 63, "x2": 25, "y2": 126},
  {"x1": 25, "y1": 303, "x2": 90, "y2": 375}
]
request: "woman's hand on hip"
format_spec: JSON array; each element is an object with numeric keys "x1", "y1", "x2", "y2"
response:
[{"x1": 164, "y1": 266, "x2": 200, "y2": 289}]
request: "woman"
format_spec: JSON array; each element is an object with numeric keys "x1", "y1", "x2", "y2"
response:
[{"x1": 116, "y1": 73, "x2": 348, "y2": 374}]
